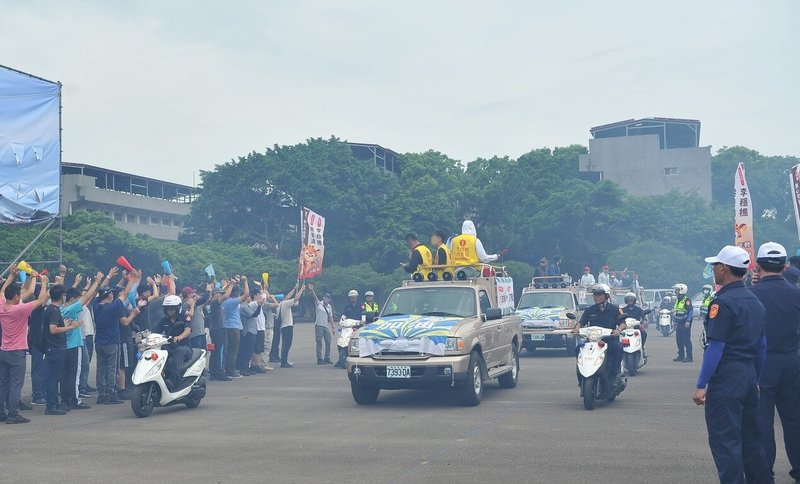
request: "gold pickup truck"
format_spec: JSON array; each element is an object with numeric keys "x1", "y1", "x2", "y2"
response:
[{"x1": 347, "y1": 272, "x2": 522, "y2": 406}]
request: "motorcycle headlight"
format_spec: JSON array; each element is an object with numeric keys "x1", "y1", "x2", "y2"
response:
[
  {"x1": 349, "y1": 338, "x2": 360, "y2": 355},
  {"x1": 587, "y1": 328, "x2": 602, "y2": 342},
  {"x1": 445, "y1": 337, "x2": 464, "y2": 351},
  {"x1": 146, "y1": 335, "x2": 160, "y2": 347}
]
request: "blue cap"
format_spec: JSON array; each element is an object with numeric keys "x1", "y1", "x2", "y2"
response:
[{"x1": 275, "y1": 293, "x2": 285, "y2": 302}]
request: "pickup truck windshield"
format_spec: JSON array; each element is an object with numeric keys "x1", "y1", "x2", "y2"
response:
[
  {"x1": 518, "y1": 292, "x2": 573, "y2": 310},
  {"x1": 382, "y1": 287, "x2": 477, "y2": 319}
]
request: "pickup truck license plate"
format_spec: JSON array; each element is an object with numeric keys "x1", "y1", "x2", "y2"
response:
[
  {"x1": 531, "y1": 334, "x2": 546, "y2": 341},
  {"x1": 386, "y1": 366, "x2": 411, "y2": 378}
]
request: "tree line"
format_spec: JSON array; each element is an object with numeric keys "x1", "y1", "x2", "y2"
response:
[{"x1": 1, "y1": 139, "x2": 798, "y2": 302}]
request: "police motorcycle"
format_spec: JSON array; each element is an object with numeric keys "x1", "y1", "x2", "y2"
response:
[
  {"x1": 657, "y1": 296, "x2": 674, "y2": 337},
  {"x1": 130, "y1": 330, "x2": 208, "y2": 418},
  {"x1": 621, "y1": 309, "x2": 651, "y2": 376},
  {"x1": 335, "y1": 316, "x2": 363, "y2": 369},
  {"x1": 570, "y1": 313, "x2": 627, "y2": 410}
]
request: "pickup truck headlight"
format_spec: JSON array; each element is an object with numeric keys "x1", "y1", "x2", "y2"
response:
[
  {"x1": 349, "y1": 338, "x2": 360, "y2": 355},
  {"x1": 445, "y1": 337, "x2": 464, "y2": 351}
]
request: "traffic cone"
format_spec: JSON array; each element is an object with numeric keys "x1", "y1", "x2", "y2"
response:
[
  {"x1": 17, "y1": 261, "x2": 34, "y2": 274},
  {"x1": 116, "y1": 256, "x2": 134, "y2": 272}
]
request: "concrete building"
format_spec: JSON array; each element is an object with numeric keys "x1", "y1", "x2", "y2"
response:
[
  {"x1": 578, "y1": 118, "x2": 712, "y2": 202},
  {"x1": 60, "y1": 163, "x2": 194, "y2": 240}
]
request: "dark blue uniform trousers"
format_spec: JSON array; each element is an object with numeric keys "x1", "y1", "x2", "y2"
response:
[
  {"x1": 705, "y1": 361, "x2": 771, "y2": 484},
  {"x1": 758, "y1": 353, "x2": 800, "y2": 481}
]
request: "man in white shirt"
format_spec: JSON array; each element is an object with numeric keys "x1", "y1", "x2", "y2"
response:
[
  {"x1": 579, "y1": 267, "x2": 596, "y2": 287},
  {"x1": 309, "y1": 284, "x2": 334, "y2": 365},
  {"x1": 598, "y1": 265, "x2": 611, "y2": 285},
  {"x1": 277, "y1": 283, "x2": 305, "y2": 368}
]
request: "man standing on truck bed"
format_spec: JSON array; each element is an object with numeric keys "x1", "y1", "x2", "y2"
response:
[
  {"x1": 402, "y1": 234, "x2": 432, "y2": 281},
  {"x1": 449, "y1": 221, "x2": 500, "y2": 277}
]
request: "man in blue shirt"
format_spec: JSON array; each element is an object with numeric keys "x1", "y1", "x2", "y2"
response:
[
  {"x1": 92, "y1": 268, "x2": 139, "y2": 405},
  {"x1": 222, "y1": 276, "x2": 249, "y2": 378},
  {"x1": 693, "y1": 245, "x2": 770, "y2": 484},
  {"x1": 60, "y1": 274, "x2": 102, "y2": 410},
  {"x1": 575, "y1": 284, "x2": 625, "y2": 382},
  {"x1": 748, "y1": 242, "x2": 800, "y2": 482}
]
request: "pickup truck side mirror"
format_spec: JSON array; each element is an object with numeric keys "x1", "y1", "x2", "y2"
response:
[
  {"x1": 484, "y1": 308, "x2": 502, "y2": 321},
  {"x1": 565, "y1": 312, "x2": 577, "y2": 320}
]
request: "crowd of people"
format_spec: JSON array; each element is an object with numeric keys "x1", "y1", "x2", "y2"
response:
[{"x1": 0, "y1": 261, "x2": 380, "y2": 424}]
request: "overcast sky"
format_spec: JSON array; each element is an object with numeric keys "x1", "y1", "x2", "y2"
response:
[{"x1": 1, "y1": 0, "x2": 798, "y2": 186}]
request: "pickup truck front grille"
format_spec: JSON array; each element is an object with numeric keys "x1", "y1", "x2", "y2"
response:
[{"x1": 371, "y1": 352, "x2": 430, "y2": 360}]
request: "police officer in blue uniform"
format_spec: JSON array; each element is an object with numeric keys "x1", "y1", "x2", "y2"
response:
[
  {"x1": 575, "y1": 284, "x2": 625, "y2": 382},
  {"x1": 693, "y1": 245, "x2": 771, "y2": 484},
  {"x1": 748, "y1": 242, "x2": 800, "y2": 482}
]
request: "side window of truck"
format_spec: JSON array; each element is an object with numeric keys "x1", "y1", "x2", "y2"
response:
[{"x1": 478, "y1": 290, "x2": 491, "y2": 314}]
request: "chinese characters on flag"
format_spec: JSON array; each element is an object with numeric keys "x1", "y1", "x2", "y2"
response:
[
  {"x1": 734, "y1": 163, "x2": 756, "y2": 270},
  {"x1": 298, "y1": 207, "x2": 325, "y2": 279}
]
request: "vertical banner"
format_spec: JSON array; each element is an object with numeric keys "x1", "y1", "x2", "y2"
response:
[
  {"x1": 789, "y1": 164, "x2": 800, "y2": 242},
  {"x1": 495, "y1": 276, "x2": 515, "y2": 313},
  {"x1": 734, "y1": 163, "x2": 756, "y2": 269},
  {"x1": 298, "y1": 207, "x2": 325, "y2": 279}
]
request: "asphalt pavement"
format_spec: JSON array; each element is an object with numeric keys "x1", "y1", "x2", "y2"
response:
[{"x1": 2, "y1": 323, "x2": 794, "y2": 483}]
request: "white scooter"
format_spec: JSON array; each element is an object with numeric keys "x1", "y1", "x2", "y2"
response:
[
  {"x1": 335, "y1": 317, "x2": 363, "y2": 369},
  {"x1": 573, "y1": 318, "x2": 626, "y2": 410},
  {"x1": 658, "y1": 309, "x2": 674, "y2": 336},
  {"x1": 621, "y1": 312, "x2": 650, "y2": 376},
  {"x1": 130, "y1": 331, "x2": 208, "y2": 418}
]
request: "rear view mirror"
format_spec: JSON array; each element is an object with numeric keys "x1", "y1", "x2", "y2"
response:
[
  {"x1": 565, "y1": 312, "x2": 577, "y2": 320},
  {"x1": 643, "y1": 309, "x2": 652, "y2": 316},
  {"x1": 484, "y1": 308, "x2": 502, "y2": 321}
]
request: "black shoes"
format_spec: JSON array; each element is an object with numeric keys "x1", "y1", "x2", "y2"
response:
[
  {"x1": 280, "y1": 362, "x2": 294, "y2": 368},
  {"x1": 211, "y1": 374, "x2": 232, "y2": 381},
  {"x1": 117, "y1": 389, "x2": 132, "y2": 400},
  {"x1": 673, "y1": 356, "x2": 685, "y2": 362},
  {"x1": 323, "y1": 359, "x2": 334, "y2": 365},
  {"x1": 682, "y1": 357, "x2": 693, "y2": 363},
  {"x1": 18, "y1": 400, "x2": 32, "y2": 411},
  {"x1": 269, "y1": 357, "x2": 281, "y2": 363},
  {"x1": 45, "y1": 407, "x2": 66, "y2": 415},
  {"x1": 105, "y1": 396, "x2": 124, "y2": 405},
  {"x1": 6, "y1": 414, "x2": 30, "y2": 424},
  {"x1": 317, "y1": 359, "x2": 326, "y2": 365},
  {"x1": 68, "y1": 402, "x2": 92, "y2": 410},
  {"x1": 31, "y1": 398, "x2": 46, "y2": 406}
]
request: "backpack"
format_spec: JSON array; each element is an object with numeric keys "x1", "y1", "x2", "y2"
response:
[{"x1": 28, "y1": 304, "x2": 50, "y2": 354}]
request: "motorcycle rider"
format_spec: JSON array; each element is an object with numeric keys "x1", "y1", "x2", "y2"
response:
[
  {"x1": 621, "y1": 292, "x2": 647, "y2": 356},
  {"x1": 363, "y1": 291, "x2": 379, "y2": 323},
  {"x1": 343, "y1": 290, "x2": 362, "y2": 321},
  {"x1": 152, "y1": 295, "x2": 192, "y2": 390},
  {"x1": 672, "y1": 283, "x2": 694, "y2": 362},
  {"x1": 574, "y1": 284, "x2": 626, "y2": 383},
  {"x1": 699, "y1": 284, "x2": 714, "y2": 321}
]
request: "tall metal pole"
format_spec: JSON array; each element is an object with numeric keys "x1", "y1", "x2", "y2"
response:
[{"x1": 0, "y1": 217, "x2": 59, "y2": 278}]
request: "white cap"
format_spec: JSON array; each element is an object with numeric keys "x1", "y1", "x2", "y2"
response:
[
  {"x1": 757, "y1": 241, "x2": 787, "y2": 259},
  {"x1": 704, "y1": 245, "x2": 750, "y2": 269}
]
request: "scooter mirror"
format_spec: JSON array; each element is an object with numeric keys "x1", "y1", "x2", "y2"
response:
[{"x1": 565, "y1": 312, "x2": 577, "y2": 320}]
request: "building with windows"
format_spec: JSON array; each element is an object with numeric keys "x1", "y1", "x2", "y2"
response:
[
  {"x1": 60, "y1": 162, "x2": 194, "y2": 240},
  {"x1": 578, "y1": 118, "x2": 712, "y2": 202},
  {"x1": 348, "y1": 142, "x2": 400, "y2": 175}
]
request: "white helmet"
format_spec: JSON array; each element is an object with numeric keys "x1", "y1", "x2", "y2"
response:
[
  {"x1": 702, "y1": 284, "x2": 713, "y2": 292},
  {"x1": 348, "y1": 290, "x2": 359, "y2": 298},
  {"x1": 624, "y1": 292, "x2": 637, "y2": 304},
  {"x1": 365, "y1": 291, "x2": 375, "y2": 297},
  {"x1": 162, "y1": 294, "x2": 182, "y2": 308},
  {"x1": 673, "y1": 283, "x2": 688, "y2": 295},
  {"x1": 591, "y1": 283, "x2": 611, "y2": 297}
]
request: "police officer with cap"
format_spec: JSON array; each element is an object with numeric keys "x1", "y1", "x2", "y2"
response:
[
  {"x1": 748, "y1": 242, "x2": 800, "y2": 481},
  {"x1": 693, "y1": 245, "x2": 771, "y2": 483}
]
